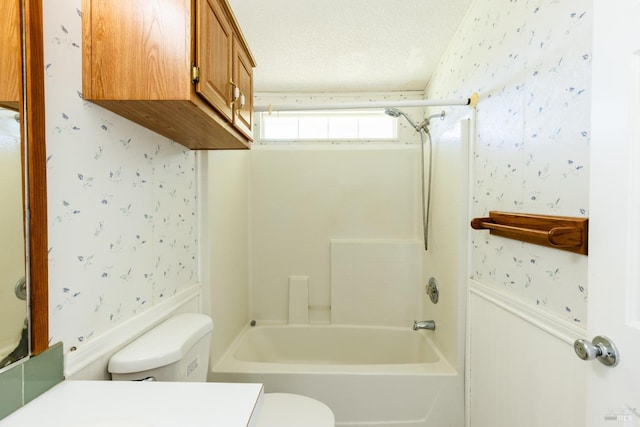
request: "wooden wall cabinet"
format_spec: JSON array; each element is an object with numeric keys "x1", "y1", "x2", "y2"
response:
[
  {"x1": 82, "y1": 0, "x2": 256, "y2": 150},
  {"x1": 0, "y1": 0, "x2": 21, "y2": 111}
]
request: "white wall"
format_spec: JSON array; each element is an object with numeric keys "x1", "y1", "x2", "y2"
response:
[
  {"x1": 250, "y1": 92, "x2": 426, "y2": 326},
  {"x1": 205, "y1": 151, "x2": 251, "y2": 366},
  {"x1": 250, "y1": 144, "x2": 420, "y2": 323},
  {"x1": 423, "y1": 119, "x2": 471, "y2": 369},
  {"x1": 468, "y1": 282, "x2": 586, "y2": 427}
]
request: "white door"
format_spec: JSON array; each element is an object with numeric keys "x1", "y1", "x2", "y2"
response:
[{"x1": 587, "y1": 1, "x2": 640, "y2": 425}]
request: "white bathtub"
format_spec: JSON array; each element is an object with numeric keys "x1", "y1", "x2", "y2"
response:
[{"x1": 211, "y1": 324, "x2": 462, "y2": 427}]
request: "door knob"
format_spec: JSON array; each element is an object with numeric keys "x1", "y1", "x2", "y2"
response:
[{"x1": 573, "y1": 335, "x2": 619, "y2": 367}]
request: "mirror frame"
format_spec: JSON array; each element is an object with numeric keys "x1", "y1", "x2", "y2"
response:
[{"x1": 22, "y1": 0, "x2": 48, "y2": 355}]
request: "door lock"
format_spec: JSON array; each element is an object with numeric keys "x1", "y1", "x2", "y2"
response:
[{"x1": 574, "y1": 335, "x2": 619, "y2": 367}]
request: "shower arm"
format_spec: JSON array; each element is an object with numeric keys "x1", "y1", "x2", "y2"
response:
[{"x1": 415, "y1": 118, "x2": 430, "y2": 133}]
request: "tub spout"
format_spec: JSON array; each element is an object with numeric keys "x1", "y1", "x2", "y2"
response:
[{"x1": 413, "y1": 320, "x2": 436, "y2": 331}]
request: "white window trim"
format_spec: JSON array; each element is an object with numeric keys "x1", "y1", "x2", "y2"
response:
[{"x1": 256, "y1": 110, "x2": 399, "y2": 143}]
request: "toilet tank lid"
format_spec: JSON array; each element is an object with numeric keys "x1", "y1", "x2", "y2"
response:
[{"x1": 108, "y1": 313, "x2": 213, "y2": 374}]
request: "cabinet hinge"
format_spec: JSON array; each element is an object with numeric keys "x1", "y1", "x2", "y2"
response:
[{"x1": 191, "y1": 66, "x2": 200, "y2": 84}]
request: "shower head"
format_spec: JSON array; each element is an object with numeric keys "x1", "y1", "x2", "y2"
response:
[
  {"x1": 384, "y1": 107, "x2": 418, "y2": 130},
  {"x1": 384, "y1": 108, "x2": 402, "y2": 118},
  {"x1": 384, "y1": 107, "x2": 431, "y2": 133}
]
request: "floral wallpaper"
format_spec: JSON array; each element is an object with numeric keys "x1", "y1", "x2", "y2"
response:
[
  {"x1": 39, "y1": 0, "x2": 591, "y2": 354},
  {"x1": 426, "y1": 0, "x2": 591, "y2": 324},
  {"x1": 43, "y1": 0, "x2": 198, "y2": 351}
]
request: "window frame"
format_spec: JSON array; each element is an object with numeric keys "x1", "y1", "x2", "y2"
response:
[{"x1": 256, "y1": 109, "x2": 399, "y2": 143}]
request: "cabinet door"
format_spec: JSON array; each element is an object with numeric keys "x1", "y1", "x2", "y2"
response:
[
  {"x1": 232, "y1": 35, "x2": 253, "y2": 139},
  {"x1": 83, "y1": 0, "x2": 191, "y2": 100},
  {"x1": 196, "y1": 0, "x2": 233, "y2": 122}
]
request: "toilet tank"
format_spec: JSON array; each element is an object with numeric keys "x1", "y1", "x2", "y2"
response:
[{"x1": 108, "y1": 313, "x2": 213, "y2": 382}]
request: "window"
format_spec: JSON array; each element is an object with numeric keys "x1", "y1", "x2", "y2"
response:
[{"x1": 259, "y1": 110, "x2": 398, "y2": 141}]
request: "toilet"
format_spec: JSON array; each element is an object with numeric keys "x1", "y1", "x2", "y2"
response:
[{"x1": 108, "y1": 313, "x2": 335, "y2": 427}]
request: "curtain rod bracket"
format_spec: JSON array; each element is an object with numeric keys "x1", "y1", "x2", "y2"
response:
[{"x1": 469, "y1": 92, "x2": 479, "y2": 108}]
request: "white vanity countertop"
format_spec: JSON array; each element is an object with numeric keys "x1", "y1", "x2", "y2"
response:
[{"x1": 0, "y1": 380, "x2": 264, "y2": 427}]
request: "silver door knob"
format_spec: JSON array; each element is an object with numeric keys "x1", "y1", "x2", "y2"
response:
[{"x1": 573, "y1": 335, "x2": 619, "y2": 367}]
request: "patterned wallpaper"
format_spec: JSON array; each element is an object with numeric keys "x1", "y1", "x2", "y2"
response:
[
  {"x1": 39, "y1": 0, "x2": 591, "y2": 354},
  {"x1": 43, "y1": 1, "x2": 198, "y2": 351},
  {"x1": 426, "y1": 0, "x2": 591, "y2": 324}
]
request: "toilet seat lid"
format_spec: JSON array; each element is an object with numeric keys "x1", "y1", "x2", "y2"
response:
[{"x1": 256, "y1": 393, "x2": 335, "y2": 427}]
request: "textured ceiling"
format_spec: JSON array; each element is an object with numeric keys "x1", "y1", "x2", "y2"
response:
[{"x1": 228, "y1": 0, "x2": 473, "y2": 93}]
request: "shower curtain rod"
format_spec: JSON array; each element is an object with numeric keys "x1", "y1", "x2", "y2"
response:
[{"x1": 254, "y1": 92, "x2": 479, "y2": 113}]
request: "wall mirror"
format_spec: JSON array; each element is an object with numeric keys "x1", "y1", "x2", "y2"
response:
[
  {"x1": 0, "y1": 0, "x2": 48, "y2": 372},
  {"x1": 0, "y1": 0, "x2": 27, "y2": 368},
  {"x1": 0, "y1": 105, "x2": 28, "y2": 368}
]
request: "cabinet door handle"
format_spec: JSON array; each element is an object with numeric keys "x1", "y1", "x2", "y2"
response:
[{"x1": 230, "y1": 81, "x2": 240, "y2": 105}]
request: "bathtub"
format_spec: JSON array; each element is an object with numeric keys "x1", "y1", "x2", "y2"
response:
[{"x1": 211, "y1": 324, "x2": 462, "y2": 427}]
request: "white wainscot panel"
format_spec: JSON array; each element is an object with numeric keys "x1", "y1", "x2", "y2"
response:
[{"x1": 468, "y1": 281, "x2": 587, "y2": 427}]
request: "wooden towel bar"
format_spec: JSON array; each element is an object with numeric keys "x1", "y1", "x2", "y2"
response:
[{"x1": 470, "y1": 211, "x2": 588, "y2": 255}]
